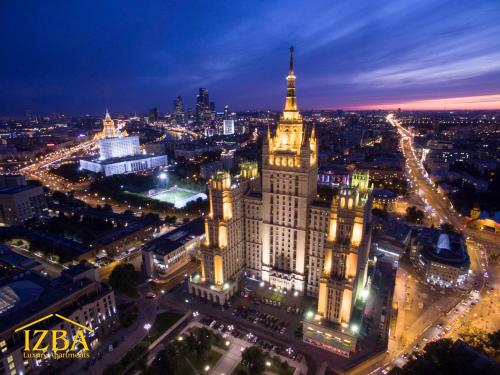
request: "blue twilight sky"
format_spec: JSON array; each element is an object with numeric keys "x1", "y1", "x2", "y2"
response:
[{"x1": 1, "y1": 0, "x2": 500, "y2": 115}]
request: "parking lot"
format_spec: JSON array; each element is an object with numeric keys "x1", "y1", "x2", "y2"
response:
[
  {"x1": 161, "y1": 277, "x2": 391, "y2": 373},
  {"x1": 201, "y1": 317, "x2": 304, "y2": 362},
  {"x1": 162, "y1": 277, "x2": 318, "y2": 355},
  {"x1": 228, "y1": 278, "x2": 317, "y2": 340}
]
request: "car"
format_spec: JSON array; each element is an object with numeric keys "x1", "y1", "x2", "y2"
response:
[{"x1": 146, "y1": 292, "x2": 157, "y2": 299}]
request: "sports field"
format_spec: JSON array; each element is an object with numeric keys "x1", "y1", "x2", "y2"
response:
[
  {"x1": 143, "y1": 186, "x2": 207, "y2": 208},
  {"x1": 153, "y1": 189, "x2": 194, "y2": 203}
]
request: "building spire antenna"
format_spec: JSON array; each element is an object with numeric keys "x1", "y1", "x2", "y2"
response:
[{"x1": 289, "y1": 46, "x2": 294, "y2": 74}]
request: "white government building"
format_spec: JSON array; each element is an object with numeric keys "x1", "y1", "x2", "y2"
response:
[{"x1": 80, "y1": 111, "x2": 167, "y2": 176}]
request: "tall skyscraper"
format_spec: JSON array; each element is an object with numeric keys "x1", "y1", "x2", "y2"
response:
[
  {"x1": 196, "y1": 88, "x2": 211, "y2": 124},
  {"x1": 149, "y1": 107, "x2": 159, "y2": 123},
  {"x1": 173, "y1": 95, "x2": 185, "y2": 125},
  {"x1": 188, "y1": 48, "x2": 372, "y2": 357},
  {"x1": 260, "y1": 46, "x2": 318, "y2": 293}
]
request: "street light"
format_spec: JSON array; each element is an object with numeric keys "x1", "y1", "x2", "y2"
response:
[{"x1": 144, "y1": 323, "x2": 152, "y2": 342}]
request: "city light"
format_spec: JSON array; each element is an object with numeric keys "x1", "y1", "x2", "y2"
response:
[
  {"x1": 3, "y1": 14, "x2": 498, "y2": 375},
  {"x1": 361, "y1": 289, "x2": 369, "y2": 301}
]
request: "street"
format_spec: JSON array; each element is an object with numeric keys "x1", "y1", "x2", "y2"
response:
[{"x1": 371, "y1": 115, "x2": 500, "y2": 374}]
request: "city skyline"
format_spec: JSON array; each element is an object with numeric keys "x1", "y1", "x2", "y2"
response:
[{"x1": 2, "y1": 0, "x2": 500, "y2": 115}]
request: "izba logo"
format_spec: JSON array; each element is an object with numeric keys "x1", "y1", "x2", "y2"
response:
[{"x1": 15, "y1": 313, "x2": 93, "y2": 359}]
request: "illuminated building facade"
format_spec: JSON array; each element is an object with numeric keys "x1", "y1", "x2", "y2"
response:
[
  {"x1": 173, "y1": 96, "x2": 185, "y2": 126},
  {"x1": 304, "y1": 174, "x2": 372, "y2": 357},
  {"x1": 188, "y1": 50, "x2": 373, "y2": 357},
  {"x1": 80, "y1": 111, "x2": 167, "y2": 176},
  {"x1": 261, "y1": 47, "x2": 318, "y2": 293},
  {"x1": 94, "y1": 109, "x2": 128, "y2": 140},
  {"x1": 410, "y1": 228, "x2": 470, "y2": 288},
  {"x1": 0, "y1": 261, "x2": 117, "y2": 374}
]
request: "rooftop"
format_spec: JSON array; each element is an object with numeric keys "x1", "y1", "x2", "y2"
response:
[
  {"x1": 0, "y1": 269, "x2": 97, "y2": 334},
  {"x1": 373, "y1": 188, "x2": 397, "y2": 199},
  {"x1": 0, "y1": 245, "x2": 40, "y2": 269},
  {"x1": 142, "y1": 217, "x2": 205, "y2": 256},
  {"x1": 0, "y1": 183, "x2": 42, "y2": 195},
  {"x1": 416, "y1": 228, "x2": 469, "y2": 266},
  {"x1": 84, "y1": 153, "x2": 166, "y2": 165}
]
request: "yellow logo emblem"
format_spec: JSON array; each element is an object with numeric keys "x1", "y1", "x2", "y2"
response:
[{"x1": 15, "y1": 313, "x2": 93, "y2": 359}]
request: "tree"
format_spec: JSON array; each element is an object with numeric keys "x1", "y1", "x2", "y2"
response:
[
  {"x1": 148, "y1": 342, "x2": 180, "y2": 374},
  {"x1": 164, "y1": 215, "x2": 177, "y2": 224},
  {"x1": 123, "y1": 209, "x2": 134, "y2": 217},
  {"x1": 440, "y1": 222, "x2": 455, "y2": 233},
  {"x1": 103, "y1": 203, "x2": 113, "y2": 212},
  {"x1": 109, "y1": 263, "x2": 139, "y2": 296},
  {"x1": 144, "y1": 213, "x2": 160, "y2": 222},
  {"x1": 195, "y1": 327, "x2": 212, "y2": 359},
  {"x1": 242, "y1": 346, "x2": 265, "y2": 375},
  {"x1": 405, "y1": 206, "x2": 424, "y2": 223},
  {"x1": 390, "y1": 338, "x2": 498, "y2": 375},
  {"x1": 372, "y1": 208, "x2": 389, "y2": 220}
]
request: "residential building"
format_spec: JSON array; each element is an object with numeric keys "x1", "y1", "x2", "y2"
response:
[
  {"x1": 410, "y1": 228, "x2": 470, "y2": 288},
  {"x1": 142, "y1": 218, "x2": 205, "y2": 278},
  {"x1": 372, "y1": 189, "x2": 398, "y2": 211},
  {"x1": 0, "y1": 175, "x2": 47, "y2": 226},
  {"x1": 0, "y1": 261, "x2": 117, "y2": 374},
  {"x1": 188, "y1": 49, "x2": 373, "y2": 357}
]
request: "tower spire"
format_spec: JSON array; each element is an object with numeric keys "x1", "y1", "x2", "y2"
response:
[{"x1": 284, "y1": 46, "x2": 298, "y2": 114}]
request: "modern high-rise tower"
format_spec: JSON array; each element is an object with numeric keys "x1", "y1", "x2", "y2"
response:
[
  {"x1": 188, "y1": 48, "x2": 372, "y2": 357},
  {"x1": 196, "y1": 88, "x2": 211, "y2": 124},
  {"x1": 173, "y1": 95, "x2": 185, "y2": 125}
]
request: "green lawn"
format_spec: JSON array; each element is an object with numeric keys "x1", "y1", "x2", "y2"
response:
[
  {"x1": 231, "y1": 357, "x2": 295, "y2": 375},
  {"x1": 269, "y1": 358, "x2": 295, "y2": 375},
  {"x1": 155, "y1": 189, "x2": 194, "y2": 201},
  {"x1": 168, "y1": 349, "x2": 222, "y2": 375},
  {"x1": 149, "y1": 312, "x2": 182, "y2": 341},
  {"x1": 188, "y1": 327, "x2": 229, "y2": 350},
  {"x1": 190, "y1": 349, "x2": 222, "y2": 371}
]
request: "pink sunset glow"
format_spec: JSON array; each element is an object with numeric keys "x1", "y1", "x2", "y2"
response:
[{"x1": 351, "y1": 94, "x2": 500, "y2": 111}]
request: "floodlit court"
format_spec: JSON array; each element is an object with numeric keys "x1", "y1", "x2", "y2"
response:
[{"x1": 145, "y1": 186, "x2": 207, "y2": 208}]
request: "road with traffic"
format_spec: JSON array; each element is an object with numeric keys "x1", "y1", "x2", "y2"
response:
[{"x1": 369, "y1": 115, "x2": 499, "y2": 374}]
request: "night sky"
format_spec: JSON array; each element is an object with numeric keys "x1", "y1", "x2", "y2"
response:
[{"x1": 2, "y1": 0, "x2": 500, "y2": 115}]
